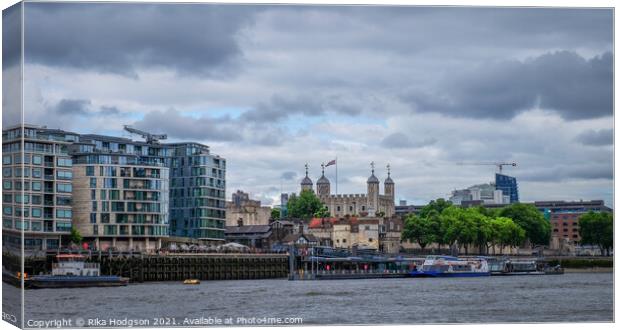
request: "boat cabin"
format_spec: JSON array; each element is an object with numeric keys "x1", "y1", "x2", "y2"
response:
[{"x1": 51, "y1": 254, "x2": 100, "y2": 276}]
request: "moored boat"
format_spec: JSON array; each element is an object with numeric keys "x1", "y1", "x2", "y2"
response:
[
  {"x1": 409, "y1": 255, "x2": 490, "y2": 277},
  {"x1": 25, "y1": 254, "x2": 128, "y2": 289},
  {"x1": 183, "y1": 279, "x2": 201, "y2": 284},
  {"x1": 489, "y1": 259, "x2": 545, "y2": 276}
]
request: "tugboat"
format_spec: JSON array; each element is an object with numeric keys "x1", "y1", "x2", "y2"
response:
[
  {"x1": 409, "y1": 255, "x2": 491, "y2": 277},
  {"x1": 25, "y1": 254, "x2": 129, "y2": 289}
]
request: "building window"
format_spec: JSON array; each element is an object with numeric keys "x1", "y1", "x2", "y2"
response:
[
  {"x1": 56, "y1": 196, "x2": 72, "y2": 206},
  {"x1": 90, "y1": 178, "x2": 97, "y2": 188},
  {"x1": 57, "y1": 170, "x2": 72, "y2": 180},
  {"x1": 56, "y1": 183, "x2": 72, "y2": 193},
  {"x1": 3, "y1": 155, "x2": 11, "y2": 165},
  {"x1": 56, "y1": 158, "x2": 72, "y2": 167},
  {"x1": 109, "y1": 190, "x2": 120, "y2": 200},
  {"x1": 47, "y1": 240, "x2": 59, "y2": 249},
  {"x1": 56, "y1": 209, "x2": 72, "y2": 219},
  {"x1": 31, "y1": 208, "x2": 42, "y2": 218},
  {"x1": 86, "y1": 166, "x2": 95, "y2": 176},
  {"x1": 90, "y1": 213, "x2": 97, "y2": 224},
  {"x1": 55, "y1": 222, "x2": 72, "y2": 232},
  {"x1": 32, "y1": 155, "x2": 42, "y2": 165},
  {"x1": 3, "y1": 168, "x2": 11, "y2": 177},
  {"x1": 93, "y1": 225, "x2": 99, "y2": 235}
]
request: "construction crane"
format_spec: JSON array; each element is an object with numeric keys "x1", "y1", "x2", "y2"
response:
[
  {"x1": 456, "y1": 161, "x2": 517, "y2": 174},
  {"x1": 123, "y1": 125, "x2": 167, "y2": 144}
]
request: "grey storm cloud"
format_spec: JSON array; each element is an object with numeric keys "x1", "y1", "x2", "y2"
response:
[
  {"x1": 381, "y1": 132, "x2": 437, "y2": 149},
  {"x1": 241, "y1": 94, "x2": 362, "y2": 122},
  {"x1": 55, "y1": 99, "x2": 91, "y2": 116},
  {"x1": 23, "y1": 3, "x2": 259, "y2": 77},
  {"x1": 519, "y1": 163, "x2": 612, "y2": 182},
  {"x1": 402, "y1": 51, "x2": 613, "y2": 120},
  {"x1": 280, "y1": 171, "x2": 297, "y2": 181},
  {"x1": 52, "y1": 99, "x2": 126, "y2": 117},
  {"x1": 133, "y1": 109, "x2": 243, "y2": 142},
  {"x1": 2, "y1": 3, "x2": 21, "y2": 70},
  {"x1": 574, "y1": 129, "x2": 613, "y2": 146}
]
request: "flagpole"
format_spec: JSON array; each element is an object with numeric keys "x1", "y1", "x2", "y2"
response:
[{"x1": 335, "y1": 157, "x2": 338, "y2": 195}]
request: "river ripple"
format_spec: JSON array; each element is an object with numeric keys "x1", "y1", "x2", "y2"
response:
[{"x1": 2, "y1": 272, "x2": 612, "y2": 326}]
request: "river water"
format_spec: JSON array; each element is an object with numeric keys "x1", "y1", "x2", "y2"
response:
[{"x1": 3, "y1": 272, "x2": 613, "y2": 327}]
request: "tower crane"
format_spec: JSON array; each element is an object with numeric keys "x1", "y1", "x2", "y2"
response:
[
  {"x1": 123, "y1": 125, "x2": 167, "y2": 144},
  {"x1": 456, "y1": 161, "x2": 517, "y2": 174}
]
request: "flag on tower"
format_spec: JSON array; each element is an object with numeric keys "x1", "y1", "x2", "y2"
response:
[{"x1": 325, "y1": 159, "x2": 336, "y2": 167}]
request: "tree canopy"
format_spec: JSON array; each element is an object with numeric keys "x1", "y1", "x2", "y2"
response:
[
  {"x1": 270, "y1": 207, "x2": 281, "y2": 220},
  {"x1": 402, "y1": 205, "x2": 526, "y2": 254},
  {"x1": 499, "y1": 203, "x2": 551, "y2": 246},
  {"x1": 579, "y1": 211, "x2": 613, "y2": 255},
  {"x1": 70, "y1": 227, "x2": 83, "y2": 245},
  {"x1": 287, "y1": 190, "x2": 325, "y2": 219}
]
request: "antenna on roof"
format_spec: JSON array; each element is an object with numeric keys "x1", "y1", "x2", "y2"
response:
[{"x1": 123, "y1": 125, "x2": 167, "y2": 144}]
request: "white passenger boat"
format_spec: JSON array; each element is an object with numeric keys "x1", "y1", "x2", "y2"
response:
[{"x1": 409, "y1": 255, "x2": 490, "y2": 277}]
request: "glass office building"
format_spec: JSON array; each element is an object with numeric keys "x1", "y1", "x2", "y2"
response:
[{"x1": 495, "y1": 173, "x2": 519, "y2": 204}]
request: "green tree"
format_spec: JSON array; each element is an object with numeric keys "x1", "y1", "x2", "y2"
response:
[
  {"x1": 402, "y1": 214, "x2": 435, "y2": 251},
  {"x1": 468, "y1": 210, "x2": 493, "y2": 255},
  {"x1": 579, "y1": 212, "x2": 613, "y2": 256},
  {"x1": 270, "y1": 207, "x2": 281, "y2": 220},
  {"x1": 314, "y1": 205, "x2": 330, "y2": 218},
  {"x1": 499, "y1": 203, "x2": 551, "y2": 246},
  {"x1": 287, "y1": 190, "x2": 324, "y2": 219},
  {"x1": 490, "y1": 217, "x2": 526, "y2": 254},
  {"x1": 70, "y1": 227, "x2": 83, "y2": 245},
  {"x1": 419, "y1": 198, "x2": 453, "y2": 219}
]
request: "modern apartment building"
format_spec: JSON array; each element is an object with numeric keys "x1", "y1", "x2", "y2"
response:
[
  {"x1": 69, "y1": 135, "x2": 171, "y2": 251},
  {"x1": 167, "y1": 142, "x2": 226, "y2": 241},
  {"x1": 2, "y1": 124, "x2": 226, "y2": 251},
  {"x1": 2, "y1": 125, "x2": 77, "y2": 251}
]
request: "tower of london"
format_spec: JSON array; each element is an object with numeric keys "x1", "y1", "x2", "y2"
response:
[{"x1": 300, "y1": 162, "x2": 395, "y2": 217}]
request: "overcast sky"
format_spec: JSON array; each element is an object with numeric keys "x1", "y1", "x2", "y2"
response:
[{"x1": 3, "y1": 3, "x2": 614, "y2": 207}]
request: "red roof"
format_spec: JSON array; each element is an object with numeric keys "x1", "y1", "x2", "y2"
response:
[{"x1": 308, "y1": 217, "x2": 359, "y2": 229}]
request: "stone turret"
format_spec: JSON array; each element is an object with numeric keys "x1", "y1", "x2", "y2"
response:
[
  {"x1": 384, "y1": 164, "x2": 394, "y2": 199},
  {"x1": 300, "y1": 163, "x2": 313, "y2": 192},
  {"x1": 367, "y1": 161, "x2": 380, "y2": 214},
  {"x1": 316, "y1": 163, "x2": 330, "y2": 197}
]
